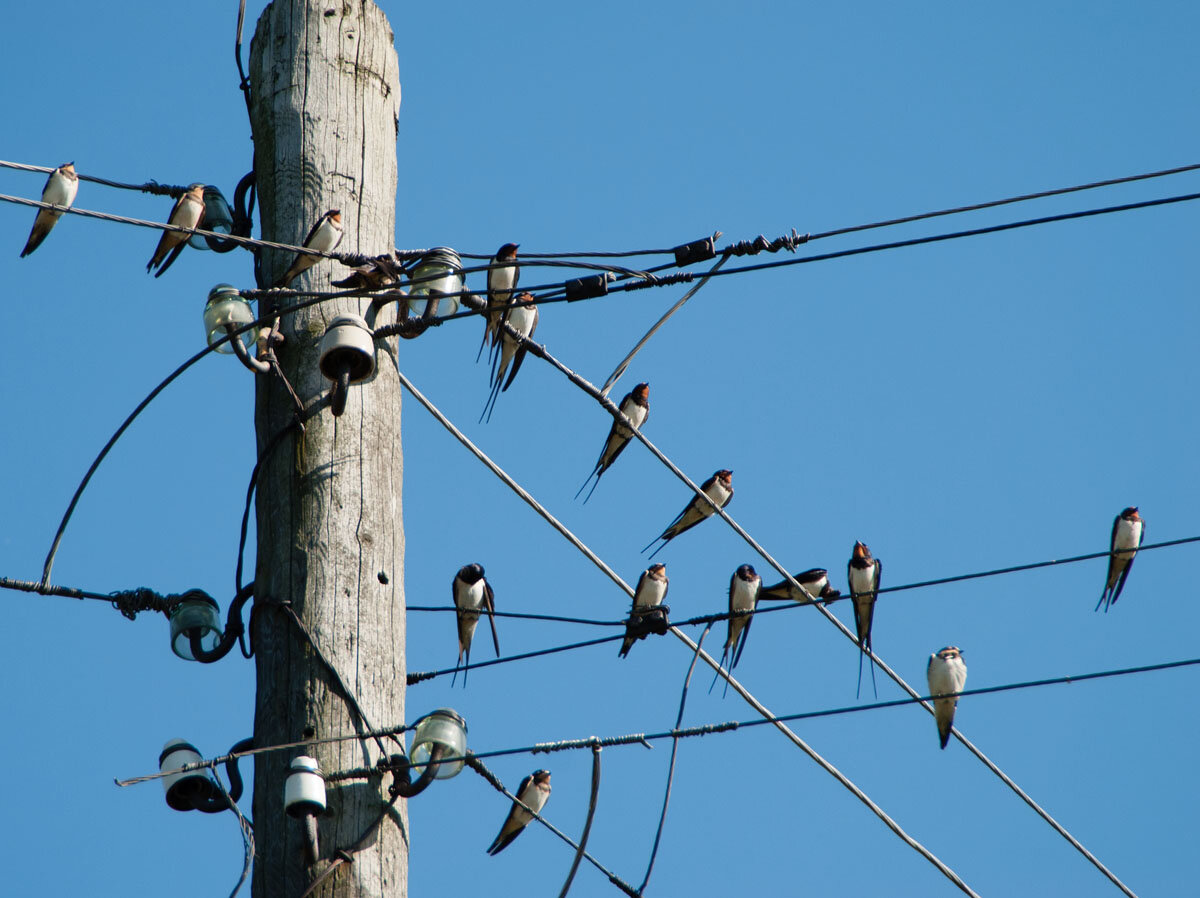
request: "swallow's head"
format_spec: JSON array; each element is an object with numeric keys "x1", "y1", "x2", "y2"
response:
[
  {"x1": 60, "y1": 162, "x2": 77, "y2": 177},
  {"x1": 532, "y1": 770, "x2": 551, "y2": 785},
  {"x1": 457, "y1": 562, "x2": 485, "y2": 584},
  {"x1": 716, "y1": 469, "x2": 733, "y2": 487},
  {"x1": 328, "y1": 210, "x2": 343, "y2": 224},
  {"x1": 648, "y1": 563, "x2": 667, "y2": 579},
  {"x1": 498, "y1": 242, "x2": 519, "y2": 260},
  {"x1": 936, "y1": 646, "x2": 962, "y2": 660},
  {"x1": 798, "y1": 568, "x2": 828, "y2": 585},
  {"x1": 1122, "y1": 506, "x2": 1141, "y2": 521},
  {"x1": 515, "y1": 291, "x2": 535, "y2": 305},
  {"x1": 735, "y1": 564, "x2": 758, "y2": 582},
  {"x1": 186, "y1": 183, "x2": 206, "y2": 198},
  {"x1": 633, "y1": 382, "x2": 650, "y2": 402},
  {"x1": 852, "y1": 541, "x2": 871, "y2": 560}
]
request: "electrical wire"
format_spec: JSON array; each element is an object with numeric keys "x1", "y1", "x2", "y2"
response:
[
  {"x1": 557, "y1": 743, "x2": 603, "y2": 898},
  {"x1": 0, "y1": 159, "x2": 187, "y2": 196},
  {"x1": 124, "y1": 653, "x2": 1200, "y2": 791},
  {"x1": 208, "y1": 762, "x2": 255, "y2": 898},
  {"x1": 638, "y1": 624, "x2": 711, "y2": 895},
  {"x1": 455, "y1": 160, "x2": 1200, "y2": 260}
]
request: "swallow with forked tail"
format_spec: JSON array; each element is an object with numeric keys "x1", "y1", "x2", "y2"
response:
[
  {"x1": 759, "y1": 568, "x2": 841, "y2": 604},
  {"x1": 1097, "y1": 506, "x2": 1145, "y2": 612},
  {"x1": 926, "y1": 646, "x2": 967, "y2": 749},
  {"x1": 451, "y1": 563, "x2": 500, "y2": 686},
  {"x1": 276, "y1": 209, "x2": 343, "y2": 286},
  {"x1": 481, "y1": 292, "x2": 538, "y2": 422},
  {"x1": 619, "y1": 563, "x2": 669, "y2": 658},
  {"x1": 848, "y1": 541, "x2": 881, "y2": 698},
  {"x1": 710, "y1": 564, "x2": 762, "y2": 695},
  {"x1": 20, "y1": 162, "x2": 79, "y2": 257},
  {"x1": 643, "y1": 469, "x2": 733, "y2": 559},
  {"x1": 487, "y1": 769, "x2": 551, "y2": 855},
  {"x1": 576, "y1": 382, "x2": 649, "y2": 503},
  {"x1": 147, "y1": 184, "x2": 206, "y2": 277},
  {"x1": 479, "y1": 242, "x2": 519, "y2": 362}
]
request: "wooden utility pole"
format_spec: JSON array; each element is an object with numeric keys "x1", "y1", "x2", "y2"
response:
[{"x1": 248, "y1": 2, "x2": 405, "y2": 896}]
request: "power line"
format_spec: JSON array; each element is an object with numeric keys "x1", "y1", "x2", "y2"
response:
[
  {"x1": 125, "y1": 652, "x2": 1200, "y2": 786},
  {"x1": 0, "y1": 158, "x2": 188, "y2": 196}
]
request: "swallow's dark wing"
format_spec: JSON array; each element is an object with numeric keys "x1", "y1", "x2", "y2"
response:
[
  {"x1": 483, "y1": 579, "x2": 500, "y2": 656},
  {"x1": 1104, "y1": 513, "x2": 1122, "y2": 588},
  {"x1": 731, "y1": 613, "x2": 753, "y2": 669},
  {"x1": 1110, "y1": 520, "x2": 1145, "y2": 607},
  {"x1": 501, "y1": 308, "x2": 537, "y2": 392},
  {"x1": 153, "y1": 204, "x2": 202, "y2": 280}
]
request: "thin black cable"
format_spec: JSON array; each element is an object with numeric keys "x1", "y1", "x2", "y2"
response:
[
  {"x1": 455, "y1": 161, "x2": 1200, "y2": 261},
  {"x1": 429, "y1": 189, "x2": 1200, "y2": 323},
  {"x1": 406, "y1": 633, "x2": 627, "y2": 684},
  {"x1": 683, "y1": 189, "x2": 1200, "y2": 285},
  {"x1": 275, "y1": 603, "x2": 391, "y2": 755},
  {"x1": 558, "y1": 744, "x2": 603, "y2": 898},
  {"x1": 208, "y1": 761, "x2": 255, "y2": 898},
  {"x1": 135, "y1": 651, "x2": 1200, "y2": 787},
  {"x1": 236, "y1": 421, "x2": 303, "y2": 595},
  {"x1": 0, "y1": 159, "x2": 187, "y2": 196},
  {"x1": 639, "y1": 624, "x2": 711, "y2": 895},
  {"x1": 797, "y1": 160, "x2": 1200, "y2": 243},
  {"x1": 457, "y1": 653, "x2": 1200, "y2": 763},
  {"x1": 406, "y1": 605, "x2": 626, "y2": 626}
]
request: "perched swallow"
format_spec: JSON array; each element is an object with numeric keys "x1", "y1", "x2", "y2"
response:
[
  {"x1": 926, "y1": 646, "x2": 967, "y2": 749},
  {"x1": 481, "y1": 292, "x2": 538, "y2": 423},
  {"x1": 759, "y1": 568, "x2": 841, "y2": 604},
  {"x1": 643, "y1": 469, "x2": 733, "y2": 559},
  {"x1": 451, "y1": 563, "x2": 500, "y2": 687},
  {"x1": 487, "y1": 769, "x2": 551, "y2": 855},
  {"x1": 710, "y1": 564, "x2": 762, "y2": 695},
  {"x1": 276, "y1": 209, "x2": 344, "y2": 286},
  {"x1": 619, "y1": 563, "x2": 669, "y2": 658},
  {"x1": 20, "y1": 162, "x2": 79, "y2": 257},
  {"x1": 848, "y1": 541, "x2": 882, "y2": 698},
  {"x1": 146, "y1": 184, "x2": 206, "y2": 277},
  {"x1": 575, "y1": 383, "x2": 650, "y2": 503},
  {"x1": 1097, "y1": 507, "x2": 1145, "y2": 612},
  {"x1": 478, "y1": 242, "x2": 519, "y2": 362}
]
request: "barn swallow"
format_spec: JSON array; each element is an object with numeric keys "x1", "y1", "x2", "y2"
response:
[
  {"x1": 451, "y1": 563, "x2": 500, "y2": 687},
  {"x1": 487, "y1": 769, "x2": 551, "y2": 855},
  {"x1": 759, "y1": 568, "x2": 841, "y2": 604},
  {"x1": 478, "y1": 242, "x2": 519, "y2": 362},
  {"x1": 643, "y1": 469, "x2": 733, "y2": 559},
  {"x1": 575, "y1": 383, "x2": 650, "y2": 503},
  {"x1": 146, "y1": 184, "x2": 206, "y2": 277},
  {"x1": 480, "y1": 292, "x2": 538, "y2": 423},
  {"x1": 1097, "y1": 506, "x2": 1145, "y2": 612},
  {"x1": 619, "y1": 563, "x2": 669, "y2": 658},
  {"x1": 926, "y1": 646, "x2": 967, "y2": 749},
  {"x1": 276, "y1": 209, "x2": 344, "y2": 286},
  {"x1": 20, "y1": 162, "x2": 79, "y2": 257},
  {"x1": 709, "y1": 564, "x2": 762, "y2": 695},
  {"x1": 848, "y1": 541, "x2": 882, "y2": 699}
]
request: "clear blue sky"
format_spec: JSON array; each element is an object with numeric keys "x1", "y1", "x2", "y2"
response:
[{"x1": 2, "y1": 2, "x2": 1197, "y2": 895}]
